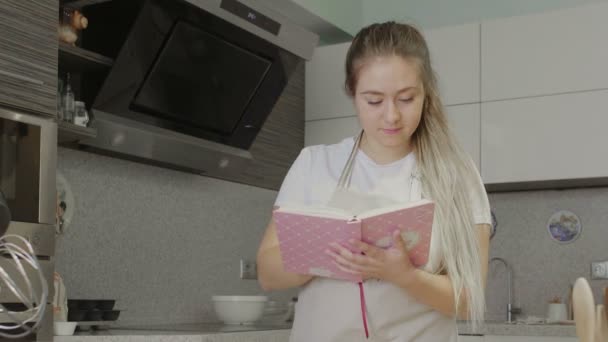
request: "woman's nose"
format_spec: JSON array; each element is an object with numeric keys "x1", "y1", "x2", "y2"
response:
[{"x1": 383, "y1": 101, "x2": 401, "y2": 124}]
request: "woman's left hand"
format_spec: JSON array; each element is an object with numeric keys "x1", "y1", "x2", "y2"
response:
[{"x1": 327, "y1": 230, "x2": 417, "y2": 285}]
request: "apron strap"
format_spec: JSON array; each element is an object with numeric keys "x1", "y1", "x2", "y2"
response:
[
  {"x1": 337, "y1": 129, "x2": 423, "y2": 201},
  {"x1": 336, "y1": 130, "x2": 364, "y2": 190}
]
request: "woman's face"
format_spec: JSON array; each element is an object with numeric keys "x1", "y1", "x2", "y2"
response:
[{"x1": 353, "y1": 55, "x2": 425, "y2": 155}]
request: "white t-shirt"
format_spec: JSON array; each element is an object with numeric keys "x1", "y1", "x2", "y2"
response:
[{"x1": 275, "y1": 136, "x2": 492, "y2": 342}]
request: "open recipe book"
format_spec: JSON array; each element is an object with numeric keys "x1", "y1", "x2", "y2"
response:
[{"x1": 273, "y1": 199, "x2": 435, "y2": 282}]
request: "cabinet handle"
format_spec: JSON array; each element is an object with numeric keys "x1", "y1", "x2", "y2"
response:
[{"x1": 0, "y1": 69, "x2": 44, "y2": 85}]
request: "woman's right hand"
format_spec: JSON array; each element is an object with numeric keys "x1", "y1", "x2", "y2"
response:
[{"x1": 257, "y1": 218, "x2": 314, "y2": 291}]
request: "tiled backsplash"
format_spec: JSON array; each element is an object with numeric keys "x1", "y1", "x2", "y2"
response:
[
  {"x1": 56, "y1": 147, "x2": 297, "y2": 325},
  {"x1": 486, "y1": 188, "x2": 608, "y2": 321},
  {"x1": 57, "y1": 147, "x2": 607, "y2": 325}
]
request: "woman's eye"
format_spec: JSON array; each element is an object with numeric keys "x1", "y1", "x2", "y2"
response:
[
  {"x1": 368, "y1": 100, "x2": 382, "y2": 105},
  {"x1": 399, "y1": 98, "x2": 414, "y2": 103}
]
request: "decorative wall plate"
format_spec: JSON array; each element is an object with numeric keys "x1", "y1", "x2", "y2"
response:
[
  {"x1": 490, "y1": 209, "x2": 498, "y2": 240},
  {"x1": 547, "y1": 210, "x2": 581, "y2": 243},
  {"x1": 56, "y1": 171, "x2": 74, "y2": 234}
]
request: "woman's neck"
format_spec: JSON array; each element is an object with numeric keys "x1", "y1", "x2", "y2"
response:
[{"x1": 359, "y1": 133, "x2": 413, "y2": 165}]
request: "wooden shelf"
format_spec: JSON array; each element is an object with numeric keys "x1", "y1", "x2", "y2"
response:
[
  {"x1": 58, "y1": 120, "x2": 97, "y2": 144},
  {"x1": 59, "y1": 42, "x2": 113, "y2": 72},
  {"x1": 62, "y1": 0, "x2": 113, "y2": 9}
]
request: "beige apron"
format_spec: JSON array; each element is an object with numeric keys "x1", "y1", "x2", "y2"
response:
[
  {"x1": 289, "y1": 132, "x2": 457, "y2": 342},
  {"x1": 329, "y1": 131, "x2": 419, "y2": 342}
]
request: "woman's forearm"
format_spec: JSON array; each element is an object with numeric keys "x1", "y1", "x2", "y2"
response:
[
  {"x1": 397, "y1": 225, "x2": 491, "y2": 319},
  {"x1": 257, "y1": 246, "x2": 313, "y2": 291},
  {"x1": 397, "y1": 270, "x2": 468, "y2": 318}
]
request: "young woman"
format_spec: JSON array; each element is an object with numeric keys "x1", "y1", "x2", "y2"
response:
[{"x1": 257, "y1": 21, "x2": 492, "y2": 342}]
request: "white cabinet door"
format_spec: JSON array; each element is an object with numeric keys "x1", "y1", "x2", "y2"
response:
[
  {"x1": 425, "y1": 23, "x2": 480, "y2": 106},
  {"x1": 484, "y1": 336, "x2": 576, "y2": 342},
  {"x1": 481, "y1": 2, "x2": 608, "y2": 101},
  {"x1": 481, "y1": 89, "x2": 608, "y2": 184},
  {"x1": 305, "y1": 116, "x2": 360, "y2": 146},
  {"x1": 305, "y1": 42, "x2": 353, "y2": 121},
  {"x1": 304, "y1": 104, "x2": 480, "y2": 170},
  {"x1": 305, "y1": 21, "x2": 481, "y2": 119},
  {"x1": 445, "y1": 104, "x2": 481, "y2": 171}
]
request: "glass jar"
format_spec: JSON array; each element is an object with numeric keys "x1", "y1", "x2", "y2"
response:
[
  {"x1": 73, "y1": 101, "x2": 88, "y2": 127},
  {"x1": 73, "y1": 101, "x2": 89, "y2": 127},
  {"x1": 62, "y1": 73, "x2": 75, "y2": 123}
]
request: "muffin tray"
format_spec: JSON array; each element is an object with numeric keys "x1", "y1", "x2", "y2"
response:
[
  {"x1": 72, "y1": 321, "x2": 117, "y2": 331},
  {"x1": 67, "y1": 299, "x2": 121, "y2": 331},
  {"x1": 67, "y1": 308, "x2": 121, "y2": 321}
]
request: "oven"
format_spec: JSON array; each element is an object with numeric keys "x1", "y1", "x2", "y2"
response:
[{"x1": 0, "y1": 107, "x2": 56, "y2": 341}]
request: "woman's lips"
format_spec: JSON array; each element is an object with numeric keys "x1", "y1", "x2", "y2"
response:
[{"x1": 382, "y1": 128, "x2": 402, "y2": 135}]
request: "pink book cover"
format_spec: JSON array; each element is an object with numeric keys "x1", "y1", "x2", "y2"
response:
[{"x1": 273, "y1": 200, "x2": 435, "y2": 282}]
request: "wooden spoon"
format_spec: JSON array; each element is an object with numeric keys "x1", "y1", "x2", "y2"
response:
[
  {"x1": 604, "y1": 287, "x2": 608, "y2": 317},
  {"x1": 596, "y1": 305, "x2": 608, "y2": 342},
  {"x1": 573, "y1": 278, "x2": 595, "y2": 342}
]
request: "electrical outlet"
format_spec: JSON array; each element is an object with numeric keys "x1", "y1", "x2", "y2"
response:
[
  {"x1": 591, "y1": 260, "x2": 608, "y2": 279},
  {"x1": 240, "y1": 259, "x2": 257, "y2": 279}
]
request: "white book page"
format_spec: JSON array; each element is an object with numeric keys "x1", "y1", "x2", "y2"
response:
[
  {"x1": 274, "y1": 205, "x2": 353, "y2": 220},
  {"x1": 357, "y1": 199, "x2": 433, "y2": 220}
]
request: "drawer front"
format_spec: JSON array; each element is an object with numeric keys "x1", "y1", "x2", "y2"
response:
[{"x1": 0, "y1": 0, "x2": 58, "y2": 117}]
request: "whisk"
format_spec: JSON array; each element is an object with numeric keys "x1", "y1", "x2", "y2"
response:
[{"x1": 0, "y1": 234, "x2": 48, "y2": 339}]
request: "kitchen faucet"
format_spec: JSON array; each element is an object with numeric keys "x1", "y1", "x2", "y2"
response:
[{"x1": 490, "y1": 257, "x2": 522, "y2": 323}]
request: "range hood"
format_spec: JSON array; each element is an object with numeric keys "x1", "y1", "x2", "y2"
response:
[{"x1": 80, "y1": 0, "x2": 318, "y2": 176}]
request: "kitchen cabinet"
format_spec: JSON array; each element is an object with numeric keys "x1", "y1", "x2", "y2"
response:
[
  {"x1": 481, "y1": 89, "x2": 608, "y2": 187},
  {"x1": 303, "y1": 104, "x2": 481, "y2": 172},
  {"x1": 424, "y1": 23, "x2": 480, "y2": 106},
  {"x1": 305, "y1": 42, "x2": 353, "y2": 121},
  {"x1": 0, "y1": 0, "x2": 58, "y2": 117},
  {"x1": 305, "y1": 3, "x2": 608, "y2": 190},
  {"x1": 484, "y1": 336, "x2": 576, "y2": 342},
  {"x1": 305, "y1": 22, "x2": 480, "y2": 120},
  {"x1": 481, "y1": 2, "x2": 608, "y2": 102},
  {"x1": 305, "y1": 115, "x2": 360, "y2": 147},
  {"x1": 304, "y1": 23, "x2": 481, "y2": 151},
  {"x1": 445, "y1": 104, "x2": 480, "y2": 171}
]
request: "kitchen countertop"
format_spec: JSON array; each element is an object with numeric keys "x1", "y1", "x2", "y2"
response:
[
  {"x1": 457, "y1": 321, "x2": 576, "y2": 337},
  {"x1": 53, "y1": 321, "x2": 576, "y2": 341},
  {"x1": 54, "y1": 323, "x2": 292, "y2": 342}
]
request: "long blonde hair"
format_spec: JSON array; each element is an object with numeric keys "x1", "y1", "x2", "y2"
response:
[{"x1": 345, "y1": 22, "x2": 485, "y2": 329}]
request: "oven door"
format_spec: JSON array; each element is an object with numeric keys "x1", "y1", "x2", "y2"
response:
[
  {"x1": 0, "y1": 108, "x2": 57, "y2": 225},
  {"x1": 0, "y1": 109, "x2": 56, "y2": 340}
]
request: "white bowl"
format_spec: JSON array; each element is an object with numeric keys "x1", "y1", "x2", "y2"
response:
[
  {"x1": 54, "y1": 321, "x2": 77, "y2": 336},
  {"x1": 212, "y1": 295, "x2": 268, "y2": 325}
]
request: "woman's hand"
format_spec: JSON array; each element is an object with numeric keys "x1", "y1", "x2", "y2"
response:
[{"x1": 327, "y1": 230, "x2": 417, "y2": 285}]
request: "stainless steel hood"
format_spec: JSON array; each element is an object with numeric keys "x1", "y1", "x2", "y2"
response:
[
  {"x1": 79, "y1": 0, "x2": 318, "y2": 176},
  {"x1": 81, "y1": 110, "x2": 254, "y2": 177}
]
